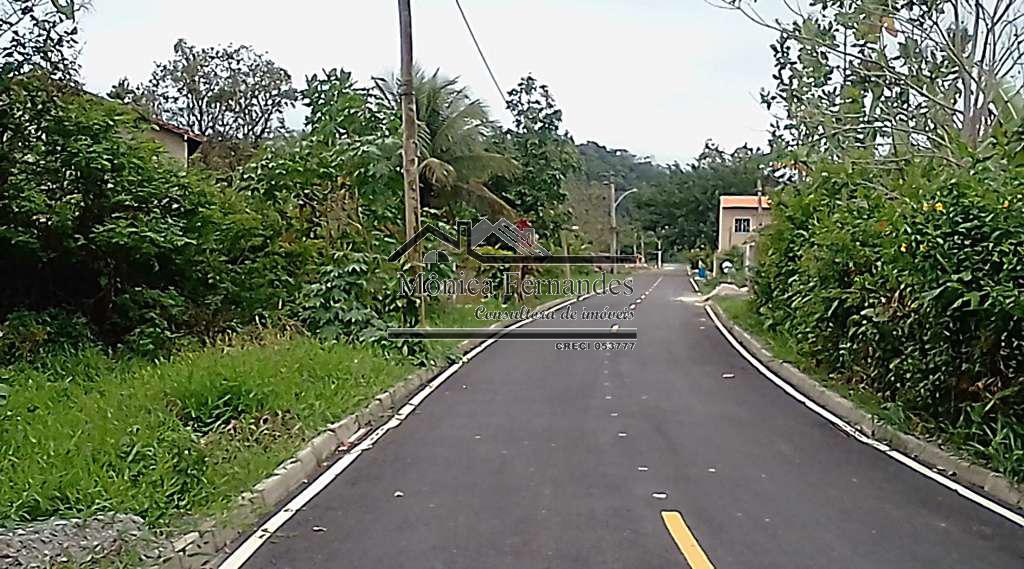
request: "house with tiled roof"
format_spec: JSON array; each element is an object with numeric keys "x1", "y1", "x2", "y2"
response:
[
  {"x1": 77, "y1": 86, "x2": 206, "y2": 167},
  {"x1": 143, "y1": 115, "x2": 205, "y2": 167},
  {"x1": 717, "y1": 194, "x2": 771, "y2": 253}
]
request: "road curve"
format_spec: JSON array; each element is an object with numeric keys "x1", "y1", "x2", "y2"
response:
[{"x1": 232, "y1": 270, "x2": 1024, "y2": 569}]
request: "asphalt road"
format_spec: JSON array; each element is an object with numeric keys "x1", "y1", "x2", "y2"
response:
[{"x1": 236, "y1": 270, "x2": 1024, "y2": 568}]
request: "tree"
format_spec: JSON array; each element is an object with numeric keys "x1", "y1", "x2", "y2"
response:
[
  {"x1": 0, "y1": 74, "x2": 274, "y2": 351},
  {"x1": 492, "y1": 75, "x2": 580, "y2": 237},
  {"x1": 0, "y1": 0, "x2": 81, "y2": 81},
  {"x1": 564, "y1": 177, "x2": 613, "y2": 252},
  {"x1": 576, "y1": 141, "x2": 667, "y2": 190},
  {"x1": 634, "y1": 142, "x2": 766, "y2": 252},
  {"x1": 725, "y1": 0, "x2": 1024, "y2": 159},
  {"x1": 106, "y1": 76, "x2": 149, "y2": 109},
  {"x1": 236, "y1": 69, "x2": 417, "y2": 342},
  {"x1": 376, "y1": 67, "x2": 517, "y2": 220},
  {"x1": 561, "y1": 143, "x2": 669, "y2": 251},
  {"x1": 138, "y1": 39, "x2": 298, "y2": 143},
  {"x1": 2, "y1": 1, "x2": 82, "y2": 199}
]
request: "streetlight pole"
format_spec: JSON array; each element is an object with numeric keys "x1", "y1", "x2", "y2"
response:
[
  {"x1": 608, "y1": 182, "x2": 617, "y2": 272},
  {"x1": 398, "y1": 0, "x2": 425, "y2": 325},
  {"x1": 609, "y1": 186, "x2": 639, "y2": 273}
]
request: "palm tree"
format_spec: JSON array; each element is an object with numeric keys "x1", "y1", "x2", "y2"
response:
[{"x1": 376, "y1": 67, "x2": 518, "y2": 220}]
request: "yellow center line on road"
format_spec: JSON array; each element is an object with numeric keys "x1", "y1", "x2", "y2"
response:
[{"x1": 661, "y1": 511, "x2": 716, "y2": 569}]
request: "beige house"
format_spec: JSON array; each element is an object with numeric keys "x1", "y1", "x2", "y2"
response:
[
  {"x1": 81, "y1": 87, "x2": 206, "y2": 166},
  {"x1": 144, "y1": 117, "x2": 205, "y2": 166},
  {"x1": 717, "y1": 195, "x2": 771, "y2": 253}
]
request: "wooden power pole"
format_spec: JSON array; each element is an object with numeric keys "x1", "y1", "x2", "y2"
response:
[
  {"x1": 398, "y1": 0, "x2": 425, "y2": 324},
  {"x1": 609, "y1": 182, "x2": 617, "y2": 275}
]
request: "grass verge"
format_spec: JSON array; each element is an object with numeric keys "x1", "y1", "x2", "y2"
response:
[
  {"x1": 1, "y1": 336, "x2": 413, "y2": 525},
  {"x1": 0, "y1": 285, "x2": 586, "y2": 529},
  {"x1": 713, "y1": 295, "x2": 1022, "y2": 482}
]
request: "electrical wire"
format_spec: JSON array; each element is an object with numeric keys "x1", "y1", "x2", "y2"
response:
[{"x1": 454, "y1": 0, "x2": 507, "y2": 104}]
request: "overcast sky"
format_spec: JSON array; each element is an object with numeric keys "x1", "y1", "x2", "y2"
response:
[{"x1": 78, "y1": 0, "x2": 783, "y2": 165}]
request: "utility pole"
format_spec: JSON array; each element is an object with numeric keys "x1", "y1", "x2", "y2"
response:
[
  {"x1": 398, "y1": 0, "x2": 425, "y2": 325},
  {"x1": 561, "y1": 229, "x2": 572, "y2": 280},
  {"x1": 608, "y1": 182, "x2": 617, "y2": 274}
]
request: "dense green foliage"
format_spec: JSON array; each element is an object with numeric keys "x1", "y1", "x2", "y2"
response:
[
  {"x1": 0, "y1": 76, "x2": 299, "y2": 356},
  {"x1": 237, "y1": 69, "x2": 415, "y2": 347},
  {"x1": 492, "y1": 75, "x2": 581, "y2": 237},
  {"x1": 754, "y1": 138, "x2": 1024, "y2": 478},
  {"x1": 634, "y1": 143, "x2": 765, "y2": 252},
  {"x1": 732, "y1": 0, "x2": 1024, "y2": 481},
  {"x1": 0, "y1": 68, "x2": 423, "y2": 360},
  {"x1": 375, "y1": 67, "x2": 517, "y2": 221}
]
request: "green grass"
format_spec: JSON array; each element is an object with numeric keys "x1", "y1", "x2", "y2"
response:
[
  {"x1": 0, "y1": 278, "x2": 589, "y2": 528},
  {"x1": 715, "y1": 296, "x2": 800, "y2": 364},
  {"x1": 1, "y1": 335, "x2": 415, "y2": 525}
]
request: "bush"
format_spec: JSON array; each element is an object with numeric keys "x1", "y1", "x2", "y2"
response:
[
  {"x1": 686, "y1": 247, "x2": 713, "y2": 270},
  {"x1": 0, "y1": 72, "x2": 414, "y2": 361},
  {"x1": 0, "y1": 310, "x2": 95, "y2": 364},
  {"x1": 0, "y1": 76, "x2": 312, "y2": 358},
  {"x1": 237, "y1": 69, "x2": 415, "y2": 350},
  {"x1": 754, "y1": 143, "x2": 1024, "y2": 478}
]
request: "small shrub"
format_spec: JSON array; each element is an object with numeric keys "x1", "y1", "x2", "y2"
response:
[{"x1": 0, "y1": 310, "x2": 96, "y2": 366}]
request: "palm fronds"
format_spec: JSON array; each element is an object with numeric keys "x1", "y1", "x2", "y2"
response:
[{"x1": 376, "y1": 66, "x2": 519, "y2": 219}]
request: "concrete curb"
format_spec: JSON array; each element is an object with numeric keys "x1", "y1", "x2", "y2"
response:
[
  {"x1": 155, "y1": 294, "x2": 578, "y2": 569},
  {"x1": 708, "y1": 302, "x2": 1024, "y2": 513}
]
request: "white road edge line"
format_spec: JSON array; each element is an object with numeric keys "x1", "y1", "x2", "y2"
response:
[
  {"x1": 704, "y1": 304, "x2": 1024, "y2": 528},
  {"x1": 217, "y1": 292, "x2": 598, "y2": 569}
]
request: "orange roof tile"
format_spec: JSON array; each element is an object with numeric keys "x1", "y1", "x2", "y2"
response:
[{"x1": 720, "y1": 195, "x2": 771, "y2": 209}]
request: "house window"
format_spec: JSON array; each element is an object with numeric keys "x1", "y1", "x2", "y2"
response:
[{"x1": 734, "y1": 217, "x2": 751, "y2": 234}]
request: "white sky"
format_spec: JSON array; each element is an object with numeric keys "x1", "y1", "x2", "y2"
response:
[{"x1": 78, "y1": 0, "x2": 784, "y2": 165}]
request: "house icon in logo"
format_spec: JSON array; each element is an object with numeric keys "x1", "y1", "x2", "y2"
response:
[
  {"x1": 470, "y1": 218, "x2": 549, "y2": 256},
  {"x1": 388, "y1": 222, "x2": 462, "y2": 266},
  {"x1": 390, "y1": 218, "x2": 547, "y2": 265},
  {"x1": 388, "y1": 218, "x2": 636, "y2": 267},
  {"x1": 422, "y1": 249, "x2": 452, "y2": 266},
  {"x1": 387, "y1": 220, "x2": 634, "y2": 266}
]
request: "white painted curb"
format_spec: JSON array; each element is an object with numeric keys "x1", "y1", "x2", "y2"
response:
[{"x1": 705, "y1": 301, "x2": 1024, "y2": 528}]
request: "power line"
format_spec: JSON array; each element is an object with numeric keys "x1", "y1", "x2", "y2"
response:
[{"x1": 454, "y1": 0, "x2": 507, "y2": 105}]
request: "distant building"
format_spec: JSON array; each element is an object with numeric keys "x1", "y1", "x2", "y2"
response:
[
  {"x1": 144, "y1": 116, "x2": 205, "y2": 166},
  {"x1": 717, "y1": 194, "x2": 771, "y2": 253},
  {"x1": 78, "y1": 86, "x2": 206, "y2": 166}
]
